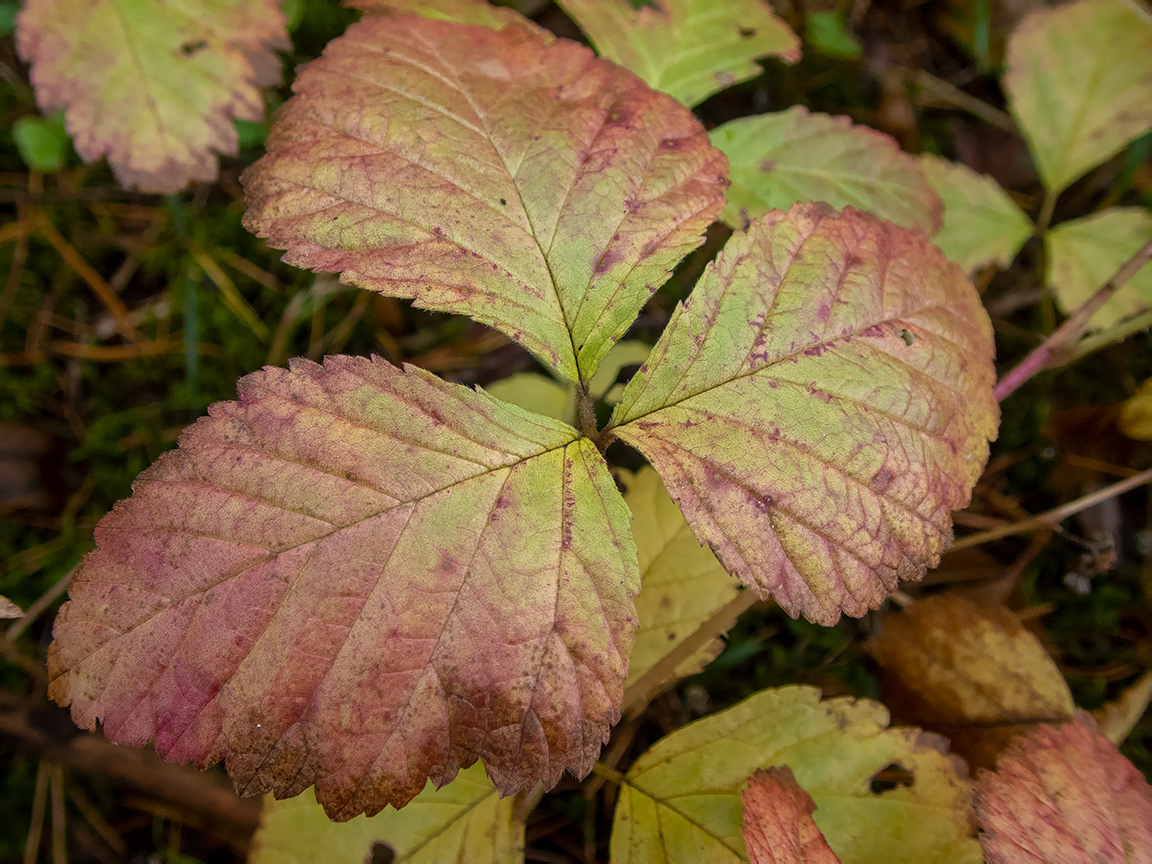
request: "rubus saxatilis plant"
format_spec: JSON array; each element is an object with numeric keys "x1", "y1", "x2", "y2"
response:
[{"x1": 45, "y1": 10, "x2": 998, "y2": 820}]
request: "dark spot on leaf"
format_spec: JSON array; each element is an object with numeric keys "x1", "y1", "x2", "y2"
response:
[
  {"x1": 759, "y1": 159, "x2": 777, "y2": 173},
  {"x1": 739, "y1": 26, "x2": 756, "y2": 37},
  {"x1": 900, "y1": 328, "x2": 915, "y2": 346},
  {"x1": 370, "y1": 842, "x2": 397, "y2": 864},
  {"x1": 667, "y1": 632, "x2": 677, "y2": 640},
  {"x1": 180, "y1": 40, "x2": 207, "y2": 57},
  {"x1": 500, "y1": 198, "x2": 507, "y2": 205},
  {"x1": 714, "y1": 71, "x2": 736, "y2": 86},
  {"x1": 871, "y1": 468, "x2": 895, "y2": 493},
  {"x1": 870, "y1": 763, "x2": 915, "y2": 794}
]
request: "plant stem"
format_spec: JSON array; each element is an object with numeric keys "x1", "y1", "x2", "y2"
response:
[
  {"x1": 590, "y1": 762, "x2": 625, "y2": 785},
  {"x1": 993, "y1": 238, "x2": 1152, "y2": 402},
  {"x1": 951, "y1": 466, "x2": 1152, "y2": 551},
  {"x1": 621, "y1": 590, "x2": 760, "y2": 714}
]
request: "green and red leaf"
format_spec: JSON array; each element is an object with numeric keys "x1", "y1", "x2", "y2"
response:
[
  {"x1": 49, "y1": 356, "x2": 638, "y2": 819},
  {"x1": 610, "y1": 204, "x2": 998, "y2": 625},
  {"x1": 16, "y1": 0, "x2": 287, "y2": 192},
  {"x1": 242, "y1": 14, "x2": 727, "y2": 383}
]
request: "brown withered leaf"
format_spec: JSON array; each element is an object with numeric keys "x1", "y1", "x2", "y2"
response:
[{"x1": 869, "y1": 594, "x2": 1073, "y2": 768}]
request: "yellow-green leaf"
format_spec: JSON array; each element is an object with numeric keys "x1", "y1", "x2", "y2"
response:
[
  {"x1": 1004, "y1": 0, "x2": 1152, "y2": 195},
  {"x1": 624, "y1": 467, "x2": 740, "y2": 691},
  {"x1": 16, "y1": 0, "x2": 287, "y2": 193},
  {"x1": 557, "y1": 0, "x2": 799, "y2": 108},
  {"x1": 250, "y1": 763, "x2": 533, "y2": 863},
  {"x1": 712, "y1": 107, "x2": 942, "y2": 233},
  {"x1": 1121, "y1": 379, "x2": 1152, "y2": 441},
  {"x1": 611, "y1": 685, "x2": 981, "y2": 864},
  {"x1": 920, "y1": 154, "x2": 1033, "y2": 274},
  {"x1": 347, "y1": 0, "x2": 530, "y2": 29},
  {"x1": 609, "y1": 204, "x2": 998, "y2": 625},
  {"x1": 1047, "y1": 207, "x2": 1152, "y2": 329}
]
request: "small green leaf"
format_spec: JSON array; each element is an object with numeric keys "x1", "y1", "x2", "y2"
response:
[
  {"x1": 0, "y1": 1, "x2": 19, "y2": 37},
  {"x1": 13, "y1": 113, "x2": 70, "y2": 172},
  {"x1": 624, "y1": 466, "x2": 739, "y2": 691},
  {"x1": 920, "y1": 154, "x2": 1033, "y2": 274},
  {"x1": 1047, "y1": 207, "x2": 1152, "y2": 330},
  {"x1": 558, "y1": 0, "x2": 800, "y2": 108},
  {"x1": 281, "y1": 0, "x2": 305, "y2": 31},
  {"x1": 233, "y1": 118, "x2": 268, "y2": 149},
  {"x1": 243, "y1": 14, "x2": 727, "y2": 383},
  {"x1": 610, "y1": 204, "x2": 998, "y2": 625},
  {"x1": 804, "y1": 10, "x2": 862, "y2": 60},
  {"x1": 610, "y1": 686, "x2": 981, "y2": 864},
  {"x1": 711, "y1": 107, "x2": 943, "y2": 233},
  {"x1": 1005, "y1": 0, "x2": 1152, "y2": 195},
  {"x1": 251, "y1": 763, "x2": 533, "y2": 863},
  {"x1": 49, "y1": 356, "x2": 639, "y2": 819}
]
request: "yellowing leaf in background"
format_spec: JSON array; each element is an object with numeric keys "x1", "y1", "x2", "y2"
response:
[
  {"x1": 1121, "y1": 380, "x2": 1152, "y2": 441},
  {"x1": 49, "y1": 356, "x2": 638, "y2": 819},
  {"x1": 16, "y1": 0, "x2": 287, "y2": 193},
  {"x1": 741, "y1": 767, "x2": 841, "y2": 864},
  {"x1": 1047, "y1": 207, "x2": 1152, "y2": 330},
  {"x1": 624, "y1": 467, "x2": 740, "y2": 691},
  {"x1": 558, "y1": 0, "x2": 799, "y2": 108},
  {"x1": 243, "y1": 14, "x2": 726, "y2": 383},
  {"x1": 712, "y1": 107, "x2": 942, "y2": 233},
  {"x1": 610, "y1": 204, "x2": 998, "y2": 626},
  {"x1": 610, "y1": 686, "x2": 980, "y2": 864},
  {"x1": 250, "y1": 762, "x2": 535, "y2": 864},
  {"x1": 485, "y1": 341, "x2": 653, "y2": 425},
  {"x1": 976, "y1": 715, "x2": 1152, "y2": 863},
  {"x1": 869, "y1": 594, "x2": 1073, "y2": 767},
  {"x1": 919, "y1": 154, "x2": 1033, "y2": 274},
  {"x1": 1004, "y1": 0, "x2": 1152, "y2": 195},
  {"x1": 1093, "y1": 671, "x2": 1152, "y2": 745}
]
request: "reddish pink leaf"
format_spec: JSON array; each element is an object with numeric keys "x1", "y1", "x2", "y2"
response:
[
  {"x1": 976, "y1": 714, "x2": 1152, "y2": 863},
  {"x1": 49, "y1": 357, "x2": 638, "y2": 819},
  {"x1": 610, "y1": 204, "x2": 999, "y2": 624},
  {"x1": 742, "y1": 767, "x2": 841, "y2": 864},
  {"x1": 17, "y1": 0, "x2": 286, "y2": 193},
  {"x1": 242, "y1": 15, "x2": 727, "y2": 383}
]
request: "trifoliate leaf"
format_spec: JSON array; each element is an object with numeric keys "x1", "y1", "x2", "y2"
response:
[
  {"x1": 804, "y1": 11, "x2": 862, "y2": 60},
  {"x1": 251, "y1": 762, "x2": 533, "y2": 863},
  {"x1": 12, "y1": 113, "x2": 70, "y2": 173},
  {"x1": 712, "y1": 107, "x2": 942, "y2": 233},
  {"x1": 742, "y1": 767, "x2": 841, "y2": 864},
  {"x1": 975, "y1": 714, "x2": 1152, "y2": 863},
  {"x1": 0, "y1": 596, "x2": 23, "y2": 619},
  {"x1": 48, "y1": 356, "x2": 639, "y2": 820},
  {"x1": 347, "y1": 0, "x2": 529, "y2": 29},
  {"x1": 16, "y1": 0, "x2": 287, "y2": 193},
  {"x1": 919, "y1": 154, "x2": 1033, "y2": 274},
  {"x1": 1121, "y1": 379, "x2": 1152, "y2": 441},
  {"x1": 1047, "y1": 207, "x2": 1152, "y2": 330},
  {"x1": 869, "y1": 595, "x2": 1073, "y2": 766},
  {"x1": 557, "y1": 0, "x2": 799, "y2": 108},
  {"x1": 610, "y1": 685, "x2": 981, "y2": 864},
  {"x1": 1004, "y1": 0, "x2": 1152, "y2": 195},
  {"x1": 242, "y1": 15, "x2": 727, "y2": 384},
  {"x1": 609, "y1": 204, "x2": 998, "y2": 625},
  {"x1": 624, "y1": 466, "x2": 740, "y2": 690}
]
